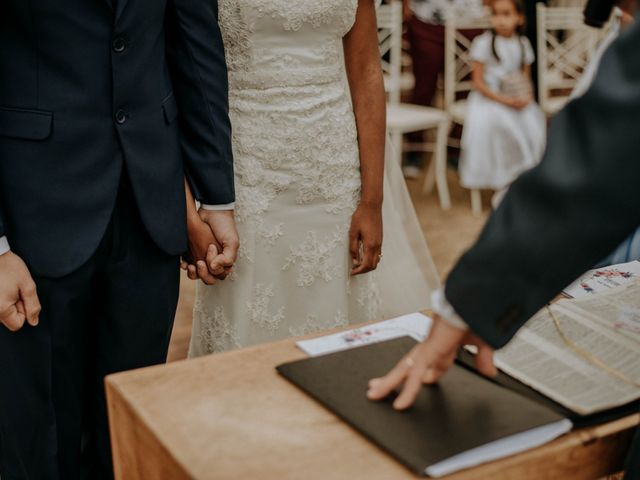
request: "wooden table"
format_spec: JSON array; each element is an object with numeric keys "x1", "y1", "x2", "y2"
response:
[{"x1": 106, "y1": 327, "x2": 639, "y2": 479}]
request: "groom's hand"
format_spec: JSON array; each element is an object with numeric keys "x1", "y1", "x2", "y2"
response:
[
  {"x1": 0, "y1": 252, "x2": 41, "y2": 331},
  {"x1": 198, "y1": 209, "x2": 239, "y2": 279},
  {"x1": 185, "y1": 213, "x2": 221, "y2": 285}
]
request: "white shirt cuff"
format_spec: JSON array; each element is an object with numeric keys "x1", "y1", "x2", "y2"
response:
[
  {"x1": 431, "y1": 288, "x2": 469, "y2": 331},
  {"x1": 200, "y1": 202, "x2": 235, "y2": 211},
  {"x1": 0, "y1": 236, "x2": 10, "y2": 256}
]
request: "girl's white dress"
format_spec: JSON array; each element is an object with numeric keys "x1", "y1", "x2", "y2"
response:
[
  {"x1": 188, "y1": 0, "x2": 440, "y2": 356},
  {"x1": 459, "y1": 32, "x2": 546, "y2": 190}
]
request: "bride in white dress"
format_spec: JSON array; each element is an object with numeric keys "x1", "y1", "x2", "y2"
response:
[{"x1": 189, "y1": 0, "x2": 440, "y2": 356}]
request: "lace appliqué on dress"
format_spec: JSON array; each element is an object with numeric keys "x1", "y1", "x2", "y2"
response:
[
  {"x1": 247, "y1": 283, "x2": 286, "y2": 332},
  {"x1": 355, "y1": 273, "x2": 382, "y2": 320},
  {"x1": 282, "y1": 226, "x2": 348, "y2": 287},
  {"x1": 289, "y1": 310, "x2": 350, "y2": 337},
  {"x1": 193, "y1": 302, "x2": 241, "y2": 353}
]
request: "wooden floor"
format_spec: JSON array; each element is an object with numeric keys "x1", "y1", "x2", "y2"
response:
[{"x1": 167, "y1": 168, "x2": 491, "y2": 362}]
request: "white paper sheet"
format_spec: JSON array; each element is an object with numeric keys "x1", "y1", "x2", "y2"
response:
[
  {"x1": 563, "y1": 260, "x2": 640, "y2": 298},
  {"x1": 296, "y1": 312, "x2": 433, "y2": 357},
  {"x1": 425, "y1": 419, "x2": 573, "y2": 478}
]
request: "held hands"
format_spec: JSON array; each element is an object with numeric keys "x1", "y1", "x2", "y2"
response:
[
  {"x1": 501, "y1": 94, "x2": 533, "y2": 111},
  {"x1": 0, "y1": 252, "x2": 41, "y2": 332},
  {"x1": 349, "y1": 201, "x2": 383, "y2": 276},
  {"x1": 182, "y1": 209, "x2": 239, "y2": 285},
  {"x1": 367, "y1": 314, "x2": 497, "y2": 410}
]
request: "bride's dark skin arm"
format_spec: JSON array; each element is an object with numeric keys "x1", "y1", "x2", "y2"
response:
[{"x1": 343, "y1": 0, "x2": 386, "y2": 276}]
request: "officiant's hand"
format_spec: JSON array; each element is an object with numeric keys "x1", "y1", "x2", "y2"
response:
[
  {"x1": 366, "y1": 315, "x2": 497, "y2": 410},
  {"x1": 0, "y1": 252, "x2": 41, "y2": 331},
  {"x1": 350, "y1": 201, "x2": 383, "y2": 276},
  {"x1": 198, "y1": 209, "x2": 239, "y2": 280}
]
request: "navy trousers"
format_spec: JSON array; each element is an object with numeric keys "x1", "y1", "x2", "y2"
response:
[{"x1": 0, "y1": 172, "x2": 180, "y2": 479}]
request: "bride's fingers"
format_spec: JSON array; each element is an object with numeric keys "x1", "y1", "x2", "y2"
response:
[
  {"x1": 349, "y1": 231, "x2": 360, "y2": 267},
  {"x1": 187, "y1": 264, "x2": 198, "y2": 281},
  {"x1": 352, "y1": 242, "x2": 378, "y2": 276}
]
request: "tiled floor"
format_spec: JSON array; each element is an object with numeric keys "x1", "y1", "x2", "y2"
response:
[{"x1": 167, "y1": 168, "x2": 491, "y2": 362}]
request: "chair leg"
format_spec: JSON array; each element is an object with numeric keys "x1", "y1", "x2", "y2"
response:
[
  {"x1": 423, "y1": 156, "x2": 436, "y2": 194},
  {"x1": 471, "y1": 189, "x2": 482, "y2": 216},
  {"x1": 432, "y1": 120, "x2": 452, "y2": 210}
]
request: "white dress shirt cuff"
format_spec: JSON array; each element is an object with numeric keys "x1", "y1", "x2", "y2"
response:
[
  {"x1": 0, "y1": 236, "x2": 10, "y2": 256},
  {"x1": 431, "y1": 288, "x2": 469, "y2": 331},
  {"x1": 200, "y1": 202, "x2": 235, "y2": 211}
]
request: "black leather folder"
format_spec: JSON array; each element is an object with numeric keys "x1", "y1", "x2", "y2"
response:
[{"x1": 277, "y1": 336, "x2": 571, "y2": 477}]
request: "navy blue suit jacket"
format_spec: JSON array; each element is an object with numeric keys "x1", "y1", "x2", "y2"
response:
[{"x1": 0, "y1": 0, "x2": 234, "y2": 277}]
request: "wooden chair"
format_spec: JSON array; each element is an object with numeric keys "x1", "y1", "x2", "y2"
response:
[
  {"x1": 536, "y1": 4, "x2": 608, "y2": 116},
  {"x1": 379, "y1": 0, "x2": 453, "y2": 210},
  {"x1": 444, "y1": 7, "x2": 492, "y2": 216}
]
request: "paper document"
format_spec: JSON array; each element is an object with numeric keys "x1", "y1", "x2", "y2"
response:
[
  {"x1": 564, "y1": 260, "x2": 640, "y2": 298},
  {"x1": 296, "y1": 312, "x2": 432, "y2": 357},
  {"x1": 425, "y1": 419, "x2": 573, "y2": 477},
  {"x1": 494, "y1": 280, "x2": 640, "y2": 415}
]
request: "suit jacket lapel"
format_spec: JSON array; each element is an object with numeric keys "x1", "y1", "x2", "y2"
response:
[{"x1": 114, "y1": 0, "x2": 130, "y2": 23}]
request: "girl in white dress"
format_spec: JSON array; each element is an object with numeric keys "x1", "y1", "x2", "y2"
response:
[
  {"x1": 187, "y1": 0, "x2": 440, "y2": 355},
  {"x1": 459, "y1": 0, "x2": 546, "y2": 194}
]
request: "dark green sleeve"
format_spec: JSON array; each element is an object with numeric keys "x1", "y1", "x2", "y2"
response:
[{"x1": 445, "y1": 22, "x2": 640, "y2": 348}]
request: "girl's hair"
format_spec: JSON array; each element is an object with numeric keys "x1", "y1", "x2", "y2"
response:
[{"x1": 490, "y1": 0, "x2": 527, "y2": 67}]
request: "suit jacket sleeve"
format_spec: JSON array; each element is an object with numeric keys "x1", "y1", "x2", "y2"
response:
[
  {"x1": 165, "y1": 0, "x2": 234, "y2": 205},
  {"x1": 445, "y1": 22, "x2": 640, "y2": 349}
]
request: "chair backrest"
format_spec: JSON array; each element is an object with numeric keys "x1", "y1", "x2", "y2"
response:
[
  {"x1": 377, "y1": 0, "x2": 403, "y2": 105},
  {"x1": 536, "y1": 4, "x2": 611, "y2": 114},
  {"x1": 443, "y1": 7, "x2": 492, "y2": 111}
]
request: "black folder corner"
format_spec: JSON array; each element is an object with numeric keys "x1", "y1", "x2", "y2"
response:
[{"x1": 277, "y1": 336, "x2": 569, "y2": 476}]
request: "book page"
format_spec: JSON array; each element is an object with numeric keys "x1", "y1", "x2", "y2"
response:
[
  {"x1": 494, "y1": 284, "x2": 640, "y2": 414},
  {"x1": 561, "y1": 280, "x2": 640, "y2": 344},
  {"x1": 563, "y1": 260, "x2": 640, "y2": 298}
]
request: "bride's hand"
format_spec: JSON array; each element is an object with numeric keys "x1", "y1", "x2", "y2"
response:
[{"x1": 349, "y1": 201, "x2": 383, "y2": 276}]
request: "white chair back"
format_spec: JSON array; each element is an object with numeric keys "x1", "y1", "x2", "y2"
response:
[
  {"x1": 377, "y1": 0, "x2": 403, "y2": 105},
  {"x1": 443, "y1": 8, "x2": 492, "y2": 114},
  {"x1": 536, "y1": 4, "x2": 612, "y2": 115}
]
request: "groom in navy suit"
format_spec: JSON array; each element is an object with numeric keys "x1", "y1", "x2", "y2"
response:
[{"x1": 0, "y1": 0, "x2": 237, "y2": 478}]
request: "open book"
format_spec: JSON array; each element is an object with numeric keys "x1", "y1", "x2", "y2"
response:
[{"x1": 494, "y1": 279, "x2": 640, "y2": 415}]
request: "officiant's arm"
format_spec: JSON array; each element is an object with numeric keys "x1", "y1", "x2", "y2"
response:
[
  {"x1": 165, "y1": 0, "x2": 235, "y2": 206},
  {"x1": 368, "y1": 19, "x2": 640, "y2": 410},
  {"x1": 343, "y1": 0, "x2": 385, "y2": 276}
]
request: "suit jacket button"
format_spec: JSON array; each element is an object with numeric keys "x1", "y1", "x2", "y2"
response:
[
  {"x1": 115, "y1": 110, "x2": 127, "y2": 125},
  {"x1": 112, "y1": 37, "x2": 126, "y2": 53}
]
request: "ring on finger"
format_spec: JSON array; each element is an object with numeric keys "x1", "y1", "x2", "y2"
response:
[{"x1": 404, "y1": 357, "x2": 415, "y2": 368}]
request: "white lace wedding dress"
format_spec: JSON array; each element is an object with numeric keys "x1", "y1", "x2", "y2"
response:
[{"x1": 189, "y1": 0, "x2": 440, "y2": 356}]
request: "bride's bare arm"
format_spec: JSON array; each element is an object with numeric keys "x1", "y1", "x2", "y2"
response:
[{"x1": 343, "y1": 0, "x2": 385, "y2": 276}]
